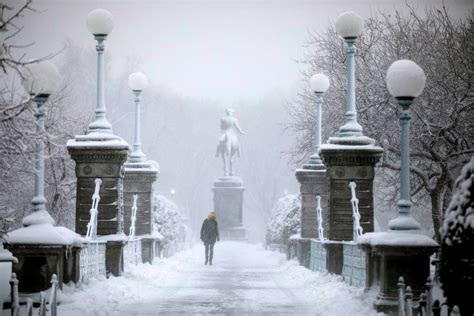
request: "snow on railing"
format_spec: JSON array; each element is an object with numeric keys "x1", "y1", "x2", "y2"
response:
[
  {"x1": 316, "y1": 195, "x2": 325, "y2": 241},
  {"x1": 79, "y1": 241, "x2": 107, "y2": 283},
  {"x1": 129, "y1": 194, "x2": 138, "y2": 238},
  {"x1": 86, "y1": 178, "x2": 102, "y2": 239},
  {"x1": 349, "y1": 181, "x2": 363, "y2": 240}
]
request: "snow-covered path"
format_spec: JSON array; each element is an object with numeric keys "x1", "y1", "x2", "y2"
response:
[{"x1": 59, "y1": 242, "x2": 379, "y2": 315}]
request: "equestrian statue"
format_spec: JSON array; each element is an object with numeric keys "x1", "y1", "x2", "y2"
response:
[{"x1": 216, "y1": 108, "x2": 244, "y2": 177}]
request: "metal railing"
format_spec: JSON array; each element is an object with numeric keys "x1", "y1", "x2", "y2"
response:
[
  {"x1": 348, "y1": 181, "x2": 363, "y2": 240},
  {"x1": 123, "y1": 238, "x2": 142, "y2": 271},
  {"x1": 316, "y1": 195, "x2": 325, "y2": 241},
  {"x1": 86, "y1": 178, "x2": 102, "y2": 239},
  {"x1": 397, "y1": 276, "x2": 460, "y2": 316},
  {"x1": 79, "y1": 240, "x2": 107, "y2": 283},
  {"x1": 9, "y1": 273, "x2": 58, "y2": 316}
]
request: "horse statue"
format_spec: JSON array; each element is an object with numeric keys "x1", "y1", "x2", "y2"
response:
[{"x1": 216, "y1": 108, "x2": 244, "y2": 177}]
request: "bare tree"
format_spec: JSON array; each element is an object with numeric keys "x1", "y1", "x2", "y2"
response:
[
  {"x1": 0, "y1": 2, "x2": 90, "y2": 231},
  {"x1": 288, "y1": 6, "x2": 474, "y2": 241}
]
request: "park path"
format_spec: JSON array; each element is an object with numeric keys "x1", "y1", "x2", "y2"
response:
[{"x1": 59, "y1": 242, "x2": 379, "y2": 316}]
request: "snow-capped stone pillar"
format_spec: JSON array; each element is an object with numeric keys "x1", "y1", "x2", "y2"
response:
[
  {"x1": 360, "y1": 60, "x2": 438, "y2": 314},
  {"x1": 294, "y1": 167, "x2": 328, "y2": 268},
  {"x1": 296, "y1": 167, "x2": 328, "y2": 240},
  {"x1": 123, "y1": 164, "x2": 158, "y2": 263},
  {"x1": 68, "y1": 8, "x2": 129, "y2": 236},
  {"x1": 67, "y1": 140, "x2": 129, "y2": 235},
  {"x1": 292, "y1": 73, "x2": 331, "y2": 268},
  {"x1": 5, "y1": 61, "x2": 85, "y2": 294},
  {"x1": 358, "y1": 233, "x2": 438, "y2": 313},
  {"x1": 123, "y1": 165, "x2": 158, "y2": 236},
  {"x1": 320, "y1": 144, "x2": 383, "y2": 241},
  {"x1": 122, "y1": 72, "x2": 160, "y2": 264}
]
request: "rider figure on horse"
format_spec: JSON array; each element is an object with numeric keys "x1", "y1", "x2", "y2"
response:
[{"x1": 216, "y1": 108, "x2": 244, "y2": 177}]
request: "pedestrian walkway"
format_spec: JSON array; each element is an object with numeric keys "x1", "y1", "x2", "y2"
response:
[{"x1": 59, "y1": 242, "x2": 379, "y2": 315}]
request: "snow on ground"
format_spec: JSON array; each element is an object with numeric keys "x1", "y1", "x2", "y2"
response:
[{"x1": 58, "y1": 241, "x2": 380, "y2": 315}]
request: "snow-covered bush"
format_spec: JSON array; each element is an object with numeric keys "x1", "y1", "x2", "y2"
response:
[
  {"x1": 266, "y1": 194, "x2": 301, "y2": 248},
  {"x1": 439, "y1": 157, "x2": 474, "y2": 315},
  {"x1": 152, "y1": 195, "x2": 188, "y2": 255}
]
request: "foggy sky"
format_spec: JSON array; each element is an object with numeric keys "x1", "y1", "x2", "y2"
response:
[
  {"x1": 3, "y1": 0, "x2": 472, "y2": 241},
  {"x1": 6, "y1": 0, "x2": 472, "y2": 104}
]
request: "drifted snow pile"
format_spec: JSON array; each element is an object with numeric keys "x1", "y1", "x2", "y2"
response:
[
  {"x1": 57, "y1": 242, "x2": 381, "y2": 316},
  {"x1": 439, "y1": 157, "x2": 474, "y2": 315},
  {"x1": 266, "y1": 194, "x2": 301, "y2": 247}
]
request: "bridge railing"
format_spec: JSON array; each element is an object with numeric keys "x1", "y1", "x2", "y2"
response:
[
  {"x1": 8, "y1": 273, "x2": 58, "y2": 316},
  {"x1": 79, "y1": 178, "x2": 107, "y2": 283},
  {"x1": 124, "y1": 238, "x2": 142, "y2": 271},
  {"x1": 79, "y1": 240, "x2": 107, "y2": 283},
  {"x1": 397, "y1": 276, "x2": 460, "y2": 316}
]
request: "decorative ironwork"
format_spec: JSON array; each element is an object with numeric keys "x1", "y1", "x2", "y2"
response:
[
  {"x1": 316, "y1": 195, "x2": 324, "y2": 241},
  {"x1": 79, "y1": 241, "x2": 107, "y2": 283},
  {"x1": 124, "y1": 238, "x2": 143, "y2": 271},
  {"x1": 129, "y1": 194, "x2": 138, "y2": 238},
  {"x1": 349, "y1": 181, "x2": 363, "y2": 240},
  {"x1": 86, "y1": 178, "x2": 102, "y2": 239}
]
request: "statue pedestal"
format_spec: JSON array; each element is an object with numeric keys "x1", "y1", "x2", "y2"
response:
[{"x1": 212, "y1": 177, "x2": 246, "y2": 240}]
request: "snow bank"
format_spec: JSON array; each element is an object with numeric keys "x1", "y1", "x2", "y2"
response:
[
  {"x1": 275, "y1": 260, "x2": 381, "y2": 316},
  {"x1": 58, "y1": 242, "x2": 381, "y2": 315}
]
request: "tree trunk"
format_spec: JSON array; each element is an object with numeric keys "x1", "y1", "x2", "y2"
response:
[{"x1": 430, "y1": 190, "x2": 442, "y2": 243}]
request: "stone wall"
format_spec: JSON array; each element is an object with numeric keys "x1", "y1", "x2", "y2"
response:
[
  {"x1": 342, "y1": 242, "x2": 366, "y2": 288},
  {"x1": 309, "y1": 240, "x2": 327, "y2": 273}
]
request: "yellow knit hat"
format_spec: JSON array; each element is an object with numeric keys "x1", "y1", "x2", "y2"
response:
[{"x1": 208, "y1": 212, "x2": 217, "y2": 220}]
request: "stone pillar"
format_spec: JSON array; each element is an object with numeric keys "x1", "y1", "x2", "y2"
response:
[
  {"x1": 319, "y1": 144, "x2": 383, "y2": 241},
  {"x1": 294, "y1": 164, "x2": 328, "y2": 268},
  {"x1": 104, "y1": 239, "x2": 127, "y2": 277},
  {"x1": 295, "y1": 165, "x2": 328, "y2": 239},
  {"x1": 212, "y1": 176, "x2": 246, "y2": 240},
  {"x1": 141, "y1": 237, "x2": 156, "y2": 264},
  {"x1": 123, "y1": 162, "x2": 158, "y2": 236},
  {"x1": 67, "y1": 137, "x2": 129, "y2": 236},
  {"x1": 359, "y1": 232, "x2": 438, "y2": 314},
  {"x1": 5, "y1": 245, "x2": 66, "y2": 292}
]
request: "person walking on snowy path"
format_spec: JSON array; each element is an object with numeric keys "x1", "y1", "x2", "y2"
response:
[{"x1": 200, "y1": 212, "x2": 220, "y2": 265}]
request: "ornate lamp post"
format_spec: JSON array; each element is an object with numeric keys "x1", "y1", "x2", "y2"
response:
[
  {"x1": 21, "y1": 61, "x2": 60, "y2": 226},
  {"x1": 86, "y1": 8, "x2": 114, "y2": 135},
  {"x1": 335, "y1": 11, "x2": 365, "y2": 139},
  {"x1": 127, "y1": 72, "x2": 149, "y2": 163},
  {"x1": 308, "y1": 73, "x2": 330, "y2": 165},
  {"x1": 385, "y1": 59, "x2": 426, "y2": 231}
]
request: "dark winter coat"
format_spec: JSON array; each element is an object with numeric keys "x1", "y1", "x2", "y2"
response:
[{"x1": 200, "y1": 219, "x2": 219, "y2": 244}]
